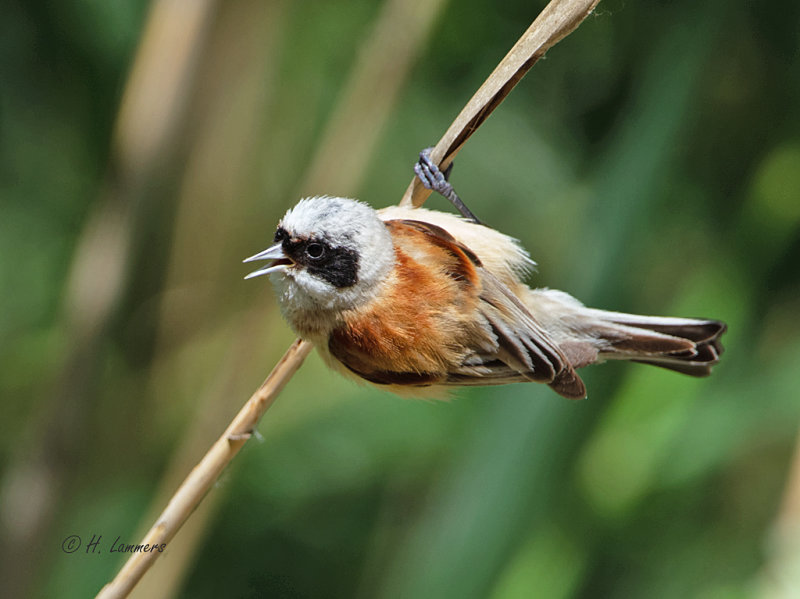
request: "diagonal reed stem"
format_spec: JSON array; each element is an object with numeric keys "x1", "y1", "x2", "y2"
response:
[
  {"x1": 97, "y1": 339, "x2": 313, "y2": 599},
  {"x1": 400, "y1": 0, "x2": 601, "y2": 208}
]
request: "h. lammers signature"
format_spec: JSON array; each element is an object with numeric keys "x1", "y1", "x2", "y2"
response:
[{"x1": 61, "y1": 534, "x2": 166, "y2": 555}]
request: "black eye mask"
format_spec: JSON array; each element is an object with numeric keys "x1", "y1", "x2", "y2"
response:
[{"x1": 276, "y1": 228, "x2": 360, "y2": 289}]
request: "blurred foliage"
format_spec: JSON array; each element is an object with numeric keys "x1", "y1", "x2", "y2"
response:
[{"x1": 2, "y1": 0, "x2": 800, "y2": 598}]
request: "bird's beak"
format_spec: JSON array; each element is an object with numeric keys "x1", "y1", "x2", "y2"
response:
[{"x1": 242, "y1": 243, "x2": 292, "y2": 279}]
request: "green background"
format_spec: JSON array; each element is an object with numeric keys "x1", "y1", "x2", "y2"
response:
[{"x1": 2, "y1": 0, "x2": 800, "y2": 597}]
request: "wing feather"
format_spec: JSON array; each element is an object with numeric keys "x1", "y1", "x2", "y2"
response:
[{"x1": 391, "y1": 219, "x2": 588, "y2": 399}]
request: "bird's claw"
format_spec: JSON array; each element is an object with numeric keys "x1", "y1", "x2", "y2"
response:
[
  {"x1": 415, "y1": 148, "x2": 451, "y2": 193},
  {"x1": 414, "y1": 147, "x2": 481, "y2": 224}
]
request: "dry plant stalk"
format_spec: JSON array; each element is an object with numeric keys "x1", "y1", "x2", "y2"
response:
[
  {"x1": 400, "y1": 0, "x2": 601, "y2": 208},
  {"x1": 97, "y1": 0, "x2": 600, "y2": 596},
  {"x1": 97, "y1": 339, "x2": 313, "y2": 599}
]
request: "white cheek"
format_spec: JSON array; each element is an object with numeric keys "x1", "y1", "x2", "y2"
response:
[
  {"x1": 293, "y1": 271, "x2": 339, "y2": 307},
  {"x1": 269, "y1": 265, "x2": 388, "y2": 325},
  {"x1": 270, "y1": 269, "x2": 340, "y2": 311}
]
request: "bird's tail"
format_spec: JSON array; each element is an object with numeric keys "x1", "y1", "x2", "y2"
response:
[
  {"x1": 524, "y1": 289, "x2": 727, "y2": 377},
  {"x1": 585, "y1": 310, "x2": 727, "y2": 376}
]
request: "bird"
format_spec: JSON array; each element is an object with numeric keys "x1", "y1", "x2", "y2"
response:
[{"x1": 243, "y1": 151, "x2": 726, "y2": 399}]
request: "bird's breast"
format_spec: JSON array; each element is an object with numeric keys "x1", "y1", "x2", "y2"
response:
[{"x1": 326, "y1": 224, "x2": 488, "y2": 381}]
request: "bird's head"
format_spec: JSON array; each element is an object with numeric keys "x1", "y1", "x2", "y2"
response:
[{"x1": 244, "y1": 196, "x2": 395, "y2": 316}]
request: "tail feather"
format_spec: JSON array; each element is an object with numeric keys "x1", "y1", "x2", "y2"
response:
[
  {"x1": 522, "y1": 290, "x2": 727, "y2": 380},
  {"x1": 602, "y1": 326, "x2": 696, "y2": 355},
  {"x1": 596, "y1": 311, "x2": 724, "y2": 343},
  {"x1": 632, "y1": 357, "x2": 716, "y2": 377},
  {"x1": 592, "y1": 311, "x2": 727, "y2": 377}
]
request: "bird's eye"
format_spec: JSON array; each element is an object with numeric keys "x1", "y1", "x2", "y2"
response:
[
  {"x1": 274, "y1": 228, "x2": 287, "y2": 243},
  {"x1": 305, "y1": 242, "x2": 325, "y2": 260}
]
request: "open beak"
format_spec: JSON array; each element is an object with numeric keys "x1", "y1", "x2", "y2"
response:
[{"x1": 243, "y1": 243, "x2": 292, "y2": 279}]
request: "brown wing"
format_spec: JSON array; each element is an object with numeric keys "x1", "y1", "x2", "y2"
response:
[
  {"x1": 329, "y1": 219, "x2": 586, "y2": 399},
  {"x1": 468, "y1": 272, "x2": 586, "y2": 398}
]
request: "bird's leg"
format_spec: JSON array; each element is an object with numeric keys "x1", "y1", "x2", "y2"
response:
[{"x1": 414, "y1": 147, "x2": 482, "y2": 224}]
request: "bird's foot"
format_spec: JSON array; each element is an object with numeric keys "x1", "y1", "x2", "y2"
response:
[{"x1": 414, "y1": 147, "x2": 481, "y2": 224}]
